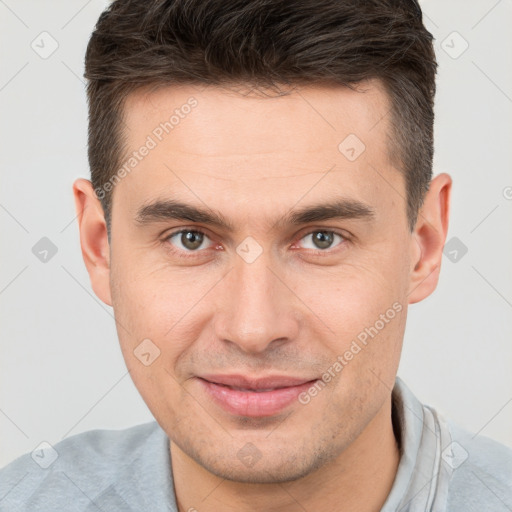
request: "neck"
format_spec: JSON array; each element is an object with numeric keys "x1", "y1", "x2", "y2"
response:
[{"x1": 171, "y1": 395, "x2": 400, "y2": 512}]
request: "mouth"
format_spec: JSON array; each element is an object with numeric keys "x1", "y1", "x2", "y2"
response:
[{"x1": 197, "y1": 374, "x2": 319, "y2": 417}]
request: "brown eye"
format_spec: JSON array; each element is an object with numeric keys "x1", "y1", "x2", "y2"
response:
[
  {"x1": 299, "y1": 231, "x2": 344, "y2": 250},
  {"x1": 167, "y1": 230, "x2": 211, "y2": 251}
]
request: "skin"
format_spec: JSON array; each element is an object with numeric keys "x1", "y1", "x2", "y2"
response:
[{"x1": 73, "y1": 80, "x2": 451, "y2": 512}]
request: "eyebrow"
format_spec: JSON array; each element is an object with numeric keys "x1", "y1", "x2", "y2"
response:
[{"x1": 135, "y1": 198, "x2": 376, "y2": 230}]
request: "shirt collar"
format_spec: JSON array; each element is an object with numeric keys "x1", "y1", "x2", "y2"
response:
[{"x1": 381, "y1": 376, "x2": 451, "y2": 512}]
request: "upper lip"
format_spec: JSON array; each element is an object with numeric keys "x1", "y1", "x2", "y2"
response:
[{"x1": 198, "y1": 374, "x2": 317, "y2": 390}]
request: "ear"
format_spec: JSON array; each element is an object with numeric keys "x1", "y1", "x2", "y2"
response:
[
  {"x1": 72, "y1": 178, "x2": 112, "y2": 306},
  {"x1": 408, "y1": 173, "x2": 452, "y2": 304}
]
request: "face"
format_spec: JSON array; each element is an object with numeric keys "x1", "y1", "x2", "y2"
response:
[{"x1": 79, "y1": 81, "x2": 440, "y2": 483}]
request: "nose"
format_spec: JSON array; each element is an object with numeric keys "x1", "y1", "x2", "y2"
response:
[{"x1": 213, "y1": 250, "x2": 300, "y2": 355}]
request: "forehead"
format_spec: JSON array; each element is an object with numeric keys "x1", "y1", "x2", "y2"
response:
[
  {"x1": 122, "y1": 80, "x2": 391, "y2": 160},
  {"x1": 116, "y1": 81, "x2": 403, "y2": 227}
]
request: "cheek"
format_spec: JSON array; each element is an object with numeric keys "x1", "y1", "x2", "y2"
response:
[
  {"x1": 110, "y1": 265, "x2": 191, "y2": 420},
  {"x1": 287, "y1": 257, "x2": 407, "y2": 389},
  {"x1": 290, "y1": 261, "x2": 402, "y2": 338},
  {"x1": 110, "y1": 259, "x2": 217, "y2": 372},
  {"x1": 112, "y1": 250, "x2": 182, "y2": 331}
]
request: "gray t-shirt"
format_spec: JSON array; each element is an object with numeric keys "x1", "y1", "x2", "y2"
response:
[{"x1": 1, "y1": 377, "x2": 511, "y2": 511}]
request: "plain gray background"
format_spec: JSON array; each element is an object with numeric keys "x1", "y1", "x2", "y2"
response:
[{"x1": 1, "y1": 0, "x2": 511, "y2": 467}]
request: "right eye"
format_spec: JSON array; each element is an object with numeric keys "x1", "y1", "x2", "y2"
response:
[{"x1": 164, "y1": 229, "x2": 214, "y2": 253}]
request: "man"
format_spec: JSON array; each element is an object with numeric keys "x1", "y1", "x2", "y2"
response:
[{"x1": 1, "y1": 0, "x2": 511, "y2": 510}]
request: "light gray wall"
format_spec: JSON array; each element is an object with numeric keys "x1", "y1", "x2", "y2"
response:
[{"x1": 1, "y1": 0, "x2": 511, "y2": 467}]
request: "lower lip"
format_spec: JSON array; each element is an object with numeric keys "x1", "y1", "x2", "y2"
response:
[{"x1": 198, "y1": 378, "x2": 318, "y2": 417}]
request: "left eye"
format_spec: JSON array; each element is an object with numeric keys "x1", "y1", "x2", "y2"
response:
[
  {"x1": 167, "y1": 230, "x2": 213, "y2": 251},
  {"x1": 298, "y1": 230, "x2": 344, "y2": 250}
]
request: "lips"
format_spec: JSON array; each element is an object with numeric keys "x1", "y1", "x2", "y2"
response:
[
  {"x1": 197, "y1": 374, "x2": 318, "y2": 417},
  {"x1": 200, "y1": 374, "x2": 313, "y2": 390}
]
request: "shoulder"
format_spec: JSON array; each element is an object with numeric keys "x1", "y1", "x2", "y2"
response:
[
  {"x1": 393, "y1": 378, "x2": 512, "y2": 511},
  {"x1": 443, "y1": 417, "x2": 512, "y2": 510},
  {"x1": 0, "y1": 421, "x2": 164, "y2": 511}
]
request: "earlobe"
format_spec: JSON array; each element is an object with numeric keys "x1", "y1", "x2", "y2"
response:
[
  {"x1": 407, "y1": 173, "x2": 452, "y2": 304},
  {"x1": 72, "y1": 178, "x2": 113, "y2": 306}
]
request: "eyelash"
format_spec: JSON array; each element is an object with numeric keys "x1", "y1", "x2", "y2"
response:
[{"x1": 161, "y1": 227, "x2": 350, "y2": 259}]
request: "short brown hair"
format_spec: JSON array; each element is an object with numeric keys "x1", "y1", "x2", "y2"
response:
[{"x1": 84, "y1": 0, "x2": 437, "y2": 235}]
